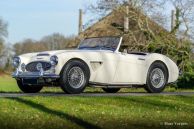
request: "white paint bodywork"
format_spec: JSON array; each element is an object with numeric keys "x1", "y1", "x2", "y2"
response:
[{"x1": 17, "y1": 44, "x2": 179, "y2": 85}]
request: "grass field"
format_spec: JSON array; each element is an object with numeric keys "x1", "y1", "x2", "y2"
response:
[{"x1": 0, "y1": 75, "x2": 194, "y2": 129}]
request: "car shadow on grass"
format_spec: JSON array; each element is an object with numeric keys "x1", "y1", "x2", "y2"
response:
[
  {"x1": 115, "y1": 96, "x2": 194, "y2": 113},
  {"x1": 6, "y1": 97, "x2": 101, "y2": 129}
]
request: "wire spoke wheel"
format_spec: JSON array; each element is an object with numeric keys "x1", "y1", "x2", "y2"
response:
[
  {"x1": 67, "y1": 66, "x2": 85, "y2": 89},
  {"x1": 60, "y1": 60, "x2": 89, "y2": 94},
  {"x1": 150, "y1": 68, "x2": 165, "y2": 88}
]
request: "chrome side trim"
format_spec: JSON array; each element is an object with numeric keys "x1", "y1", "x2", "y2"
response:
[{"x1": 89, "y1": 82, "x2": 144, "y2": 88}]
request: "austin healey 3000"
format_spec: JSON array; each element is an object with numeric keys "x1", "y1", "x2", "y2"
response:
[{"x1": 12, "y1": 37, "x2": 179, "y2": 94}]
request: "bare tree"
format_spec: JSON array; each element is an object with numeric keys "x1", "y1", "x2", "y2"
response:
[
  {"x1": 84, "y1": 0, "x2": 168, "y2": 42},
  {"x1": 0, "y1": 18, "x2": 7, "y2": 40},
  {"x1": 0, "y1": 18, "x2": 10, "y2": 70},
  {"x1": 0, "y1": 18, "x2": 8, "y2": 56},
  {"x1": 85, "y1": 0, "x2": 167, "y2": 27},
  {"x1": 0, "y1": 42, "x2": 4, "y2": 56},
  {"x1": 14, "y1": 34, "x2": 75, "y2": 55},
  {"x1": 0, "y1": 43, "x2": 14, "y2": 70},
  {"x1": 40, "y1": 33, "x2": 75, "y2": 50},
  {"x1": 170, "y1": 0, "x2": 194, "y2": 41}
]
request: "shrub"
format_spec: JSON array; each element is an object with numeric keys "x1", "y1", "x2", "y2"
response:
[
  {"x1": 147, "y1": 33, "x2": 194, "y2": 89},
  {"x1": 177, "y1": 60, "x2": 194, "y2": 89},
  {"x1": 177, "y1": 72, "x2": 194, "y2": 89}
]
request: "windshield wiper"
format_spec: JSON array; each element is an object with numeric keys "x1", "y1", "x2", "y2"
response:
[
  {"x1": 79, "y1": 46, "x2": 115, "y2": 51},
  {"x1": 101, "y1": 46, "x2": 114, "y2": 51},
  {"x1": 79, "y1": 46, "x2": 101, "y2": 50}
]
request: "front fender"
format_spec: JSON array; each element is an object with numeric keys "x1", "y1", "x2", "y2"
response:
[{"x1": 54, "y1": 53, "x2": 95, "y2": 81}]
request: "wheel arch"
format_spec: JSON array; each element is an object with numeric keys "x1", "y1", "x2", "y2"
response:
[
  {"x1": 59, "y1": 58, "x2": 91, "y2": 79},
  {"x1": 147, "y1": 60, "x2": 169, "y2": 82}
]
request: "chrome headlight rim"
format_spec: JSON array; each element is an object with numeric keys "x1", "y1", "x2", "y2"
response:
[
  {"x1": 36, "y1": 62, "x2": 43, "y2": 71},
  {"x1": 50, "y1": 55, "x2": 58, "y2": 66},
  {"x1": 12, "y1": 57, "x2": 21, "y2": 68},
  {"x1": 21, "y1": 63, "x2": 26, "y2": 72}
]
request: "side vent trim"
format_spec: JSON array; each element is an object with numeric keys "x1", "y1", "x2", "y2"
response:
[{"x1": 90, "y1": 61, "x2": 103, "y2": 71}]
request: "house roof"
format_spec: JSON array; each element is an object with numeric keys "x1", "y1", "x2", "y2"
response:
[{"x1": 67, "y1": 5, "x2": 169, "y2": 49}]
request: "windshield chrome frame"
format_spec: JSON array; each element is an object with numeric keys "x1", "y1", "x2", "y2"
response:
[{"x1": 114, "y1": 37, "x2": 123, "y2": 53}]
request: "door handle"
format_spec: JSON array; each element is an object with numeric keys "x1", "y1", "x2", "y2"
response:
[{"x1": 138, "y1": 58, "x2": 145, "y2": 61}]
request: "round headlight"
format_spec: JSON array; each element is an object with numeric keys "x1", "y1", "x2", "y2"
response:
[
  {"x1": 50, "y1": 55, "x2": 58, "y2": 66},
  {"x1": 36, "y1": 63, "x2": 43, "y2": 71},
  {"x1": 21, "y1": 63, "x2": 26, "y2": 72},
  {"x1": 12, "y1": 57, "x2": 21, "y2": 67}
]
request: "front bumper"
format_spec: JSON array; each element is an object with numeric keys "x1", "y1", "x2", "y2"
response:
[{"x1": 12, "y1": 70, "x2": 60, "y2": 79}]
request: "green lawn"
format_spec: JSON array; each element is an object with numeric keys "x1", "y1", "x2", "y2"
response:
[
  {"x1": 0, "y1": 75, "x2": 19, "y2": 92},
  {"x1": 0, "y1": 75, "x2": 194, "y2": 129},
  {"x1": 0, "y1": 75, "x2": 192, "y2": 93}
]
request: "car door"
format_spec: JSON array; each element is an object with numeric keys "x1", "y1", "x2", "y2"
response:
[
  {"x1": 91, "y1": 52, "x2": 119, "y2": 84},
  {"x1": 113, "y1": 53, "x2": 146, "y2": 84}
]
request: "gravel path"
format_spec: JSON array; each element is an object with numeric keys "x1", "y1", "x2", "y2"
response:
[{"x1": 0, "y1": 92, "x2": 194, "y2": 97}]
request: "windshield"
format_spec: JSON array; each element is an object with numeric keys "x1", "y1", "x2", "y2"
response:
[{"x1": 78, "y1": 37, "x2": 120, "y2": 51}]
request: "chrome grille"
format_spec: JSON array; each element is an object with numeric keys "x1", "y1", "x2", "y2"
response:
[{"x1": 26, "y1": 62, "x2": 51, "y2": 72}]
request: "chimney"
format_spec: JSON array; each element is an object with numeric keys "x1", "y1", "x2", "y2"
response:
[
  {"x1": 78, "y1": 9, "x2": 83, "y2": 35},
  {"x1": 124, "y1": 5, "x2": 129, "y2": 32},
  {"x1": 171, "y1": 10, "x2": 176, "y2": 31}
]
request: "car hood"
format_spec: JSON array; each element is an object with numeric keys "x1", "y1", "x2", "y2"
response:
[
  {"x1": 19, "y1": 50, "x2": 67, "y2": 57},
  {"x1": 19, "y1": 49, "x2": 113, "y2": 61},
  {"x1": 37, "y1": 49, "x2": 82, "y2": 55},
  {"x1": 23, "y1": 49, "x2": 113, "y2": 56}
]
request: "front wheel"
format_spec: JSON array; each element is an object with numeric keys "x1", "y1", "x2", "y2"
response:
[
  {"x1": 17, "y1": 80, "x2": 43, "y2": 93},
  {"x1": 60, "y1": 60, "x2": 90, "y2": 94},
  {"x1": 145, "y1": 62, "x2": 168, "y2": 93}
]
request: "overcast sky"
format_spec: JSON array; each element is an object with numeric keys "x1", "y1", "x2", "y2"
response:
[{"x1": 0, "y1": 0, "x2": 97, "y2": 43}]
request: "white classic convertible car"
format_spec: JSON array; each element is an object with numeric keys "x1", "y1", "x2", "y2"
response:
[{"x1": 12, "y1": 37, "x2": 179, "y2": 94}]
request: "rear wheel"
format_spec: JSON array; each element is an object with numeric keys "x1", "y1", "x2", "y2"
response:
[
  {"x1": 60, "y1": 60, "x2": 90, "y2": 94},
  {"x1": 145, "y1": 62, "x2": 168, "y2": 93},
  {"x1": 17, "y1": 80, "x2": 43, "y2": 93},
  {"x1": 102, "y1": 88, "x2": 120, "y2": 93}
]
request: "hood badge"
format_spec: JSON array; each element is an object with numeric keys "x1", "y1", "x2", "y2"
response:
[
  {"x1": 37, "y1": 58, "x2": 43, "y2": 60},
  {"x1": 37, "y1": 53, "x2": 50, "y2": 56}
]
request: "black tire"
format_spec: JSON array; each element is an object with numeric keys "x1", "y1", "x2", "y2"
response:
[
  {"x1": 102, "y1": 88, "x2": 120, "y2": 93},
  {"x1": 17, "y1": 80, "x2": 43, "y2": 93},
  {"x1": 60, "y1": 60, "x2": 90, "y2": 94},
  {"x1": 145, "y1": 62, "x2": 168, "y2": 93}
]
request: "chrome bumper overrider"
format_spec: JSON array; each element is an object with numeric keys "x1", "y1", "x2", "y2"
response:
[{"x1": 12, "y1": 69, "x2": 60, "y2": 79}]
